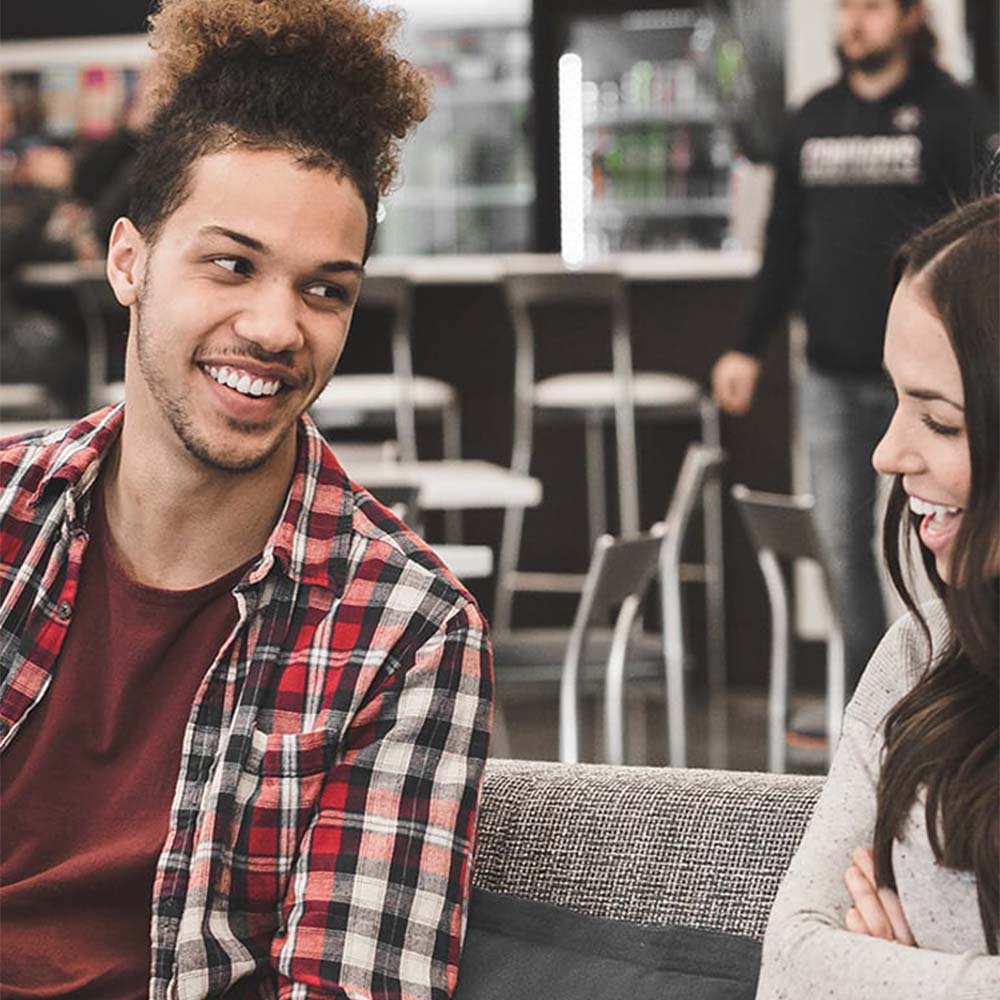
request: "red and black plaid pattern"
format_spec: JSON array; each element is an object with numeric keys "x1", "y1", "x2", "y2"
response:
[{"x1": 0, "y1": 407, "x2": 493, "y2": 999}]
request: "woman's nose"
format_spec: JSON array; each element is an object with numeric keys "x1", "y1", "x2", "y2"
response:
[{"x1": 872, "y1": 410, "x2": 922, "y2": 476}]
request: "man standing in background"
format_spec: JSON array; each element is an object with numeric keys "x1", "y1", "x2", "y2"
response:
[{"x1": 712, "y1": 0, "x2": 995, "y2": 730}]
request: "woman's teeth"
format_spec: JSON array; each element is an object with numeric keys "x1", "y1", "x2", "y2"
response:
[
  {"x1": 909, "y1": 496, "x2": 961, "y2": 525},
  {"x1": 205, "y1": 365, "x2": 281, "y2": 398}
]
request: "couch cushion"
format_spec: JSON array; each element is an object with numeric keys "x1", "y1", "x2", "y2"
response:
[
  {"x1": 455, "y1": 888, "x2": 760, "y2": 1000},
  {"x1": 473, "y1": 759, "x2": 824, "y2": 939}
]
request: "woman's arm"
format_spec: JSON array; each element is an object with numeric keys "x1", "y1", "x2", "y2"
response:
[{"x1": 755, "y1": 620, "x2": 1000, "y2": 1000}]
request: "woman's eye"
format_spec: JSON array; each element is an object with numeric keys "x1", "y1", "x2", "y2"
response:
[{"x1": 921, "y1": 414, "x2": 962, "y2": 437}]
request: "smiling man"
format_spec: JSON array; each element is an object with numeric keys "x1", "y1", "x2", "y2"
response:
[{"x1": 0, "y1": 3, "x2": 492, "y2": 998}]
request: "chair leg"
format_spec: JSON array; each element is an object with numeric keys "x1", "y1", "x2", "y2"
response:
[
  {"x1": 759, "y1": 550, "x2": 790, "y2": 773},
  {"x1": 584, "y1": 415, "x2": 608, "y2": 548},
  {"x1": 604, "y1": 594, "x2": 642, "y2": 765},
  {"x1": 700, "y1": 400, "x2": 728, "y2": 768},
  {"x1": 494, "y1": 400, "x2": 534, "y2": 635},
  {"x1": 493, "y1": 504, "x2": 524, "y2": 636},
  {"x1": 662, "y1": 553, "x2": 687, "y2": 768},
  {"x1": 442, "y1": 401, "x2": 463, "y2": 543},
  {"x1": 491, "y1": 699, "x2": 513, "y2": 759},
  {"x1": 613, "y1": 400, "x2": 641, "y2": 536}
]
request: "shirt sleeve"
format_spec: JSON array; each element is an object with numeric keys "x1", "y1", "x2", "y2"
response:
[
  {"x1": 270, "y1": 601, "x2": 493, "y2": 1000},
  {"x1": 738, "y1": 121, "x2": 804, "y2": 358},
  {"x1": 755, "y1": 622, "x2": 1000, "y2": 1000}
]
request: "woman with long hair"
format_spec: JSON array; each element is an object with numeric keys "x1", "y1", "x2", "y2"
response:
[{"x1": 756, "y1": 196, "x2": 999, "y2": 998}]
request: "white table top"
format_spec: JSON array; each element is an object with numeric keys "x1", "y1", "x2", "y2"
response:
[
  {"x1": 432, "y1": 544, "x2": 493, "y2": 580},
  {"x1": 341, "y1": 459, "x2": 542, "y2": 511}
]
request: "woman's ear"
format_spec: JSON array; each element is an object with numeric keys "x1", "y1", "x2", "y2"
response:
[{"x1": 105, "y1": 217, "x2": 147, "y2": 308}]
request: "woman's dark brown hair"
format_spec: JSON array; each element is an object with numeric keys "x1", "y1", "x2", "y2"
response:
[
  {"x1": 874, "y1": 195, "x2": 1000, "y2": 951},
  {"x1": 129, "y1": 0, "x2": 429, "y2": 259}
]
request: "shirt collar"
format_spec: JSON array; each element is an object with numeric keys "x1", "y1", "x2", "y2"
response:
[{"x1": 35, "y1": 405, "x2": 356, "y2": 597}]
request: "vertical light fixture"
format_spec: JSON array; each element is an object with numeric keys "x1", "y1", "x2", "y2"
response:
[{"x1": 558, "y1": 52, "x2": 585, "y2": 268}]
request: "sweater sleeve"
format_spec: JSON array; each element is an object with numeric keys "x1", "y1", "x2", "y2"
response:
[
  {"x1": 738, "y1": 122, "x2": 803, "y2": 358},
  {"x1": 755, "y1": 614, "x2": 1000, "y2": 1000}
]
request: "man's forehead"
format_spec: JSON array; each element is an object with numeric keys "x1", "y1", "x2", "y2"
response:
[{"x1": 172, "y1": 147, "x2": 368, "y2": 258}]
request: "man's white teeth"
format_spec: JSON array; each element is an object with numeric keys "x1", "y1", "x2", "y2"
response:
[
  {"x1": 909, "y1": 496, "x2": 961, "y2": 522},
  {"x1": 205, "y1": 365, "x2": 281, "y2": 397}
]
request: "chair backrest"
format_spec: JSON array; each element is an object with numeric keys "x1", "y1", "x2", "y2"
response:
[
  {"x1": 576, "y1": 527, "x2": 664, "y2": 621},
  {"x1": 502, "y1": 271, "x2": 631, "y2": 388},
  {"x1": 662, "y1": 444, "x2": 726, "y2": 544},
  {"x1": 729, "y1": 485, "x2": 824, "y2": 563}
]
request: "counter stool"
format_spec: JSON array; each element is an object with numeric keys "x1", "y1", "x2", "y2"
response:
[
  {"x1": 492, "y1": 272, "x2": 725, "y2": 713},
  {"x1": 730, "y1": 485, "x2": 846, "y2": 773}
]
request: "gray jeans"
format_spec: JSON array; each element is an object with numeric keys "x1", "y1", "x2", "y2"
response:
[{"x1": 799, "y1": 367, "x2": 896, "y2": 694}]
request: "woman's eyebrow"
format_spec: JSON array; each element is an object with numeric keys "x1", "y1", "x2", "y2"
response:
[{"x1": 882, "y1": 365, "x2": 964, "y2": 411}]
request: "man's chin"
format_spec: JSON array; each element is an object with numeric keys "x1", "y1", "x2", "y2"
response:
[
  {"x1": 179, "y1": 422, "x2": 294, "y2": 475},
  {"x1": 836, "y1": 44, "x2": 896, "y2": 75}
]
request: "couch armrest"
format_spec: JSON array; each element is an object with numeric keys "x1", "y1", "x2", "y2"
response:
[{"x1": 473, "y1": 758, "x2": 823, "y2": 940}]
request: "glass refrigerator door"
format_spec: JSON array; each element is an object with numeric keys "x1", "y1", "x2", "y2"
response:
[
  {"x1": 372, "y1": 0, "x2": 534, "y2": 255},
  {"x1": 559, "y1": 7, "x2": 744, "y2": 263}
]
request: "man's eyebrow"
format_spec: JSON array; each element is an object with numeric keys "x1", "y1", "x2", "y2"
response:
[
  {"x1": 882, "y1": 365, "x2": 964, "y2": 411},
  {"x1": 199, "y1": 225, "x2": 267, "y2": 253},
  {"x1": 197, "y1": 225, "x2": 365, "y2": 276}
]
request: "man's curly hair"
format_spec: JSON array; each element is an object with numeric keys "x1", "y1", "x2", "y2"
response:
[{"x1": 130, "y1": 0, "x2": 429, "y2": 258}]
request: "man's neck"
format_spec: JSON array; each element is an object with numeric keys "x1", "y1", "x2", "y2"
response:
[
  {"x1": 846, "y1": 54, "x2": 912, "y2": 102},
  {"x1": 100, "y1": 420, "x2": 297, "y2": 591}
]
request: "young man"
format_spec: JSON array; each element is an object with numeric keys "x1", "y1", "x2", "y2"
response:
[
  {"x1": 0, "y1": 3, "x2": 493, "y2": 998},
  {"x1": 711, "y1": 0, "x2": 995, "y2": 715}
]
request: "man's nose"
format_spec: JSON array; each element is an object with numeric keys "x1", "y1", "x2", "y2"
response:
[{"x1": 232, "y1": 281, "x2": 305, "y2": 355}]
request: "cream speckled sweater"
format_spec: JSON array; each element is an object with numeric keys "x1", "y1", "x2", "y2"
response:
[{"x1": 756, "y1": 602, "x2": 1000, "y2": 1000}]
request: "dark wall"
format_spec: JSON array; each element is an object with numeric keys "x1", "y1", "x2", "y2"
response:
[{"x1": 0, "y1": 1, "x2": 151, "y2": 39}]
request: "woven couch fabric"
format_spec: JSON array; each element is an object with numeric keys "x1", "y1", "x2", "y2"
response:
[{"x1": 472, "y1": 759, "x2": 823, "y2": 940}]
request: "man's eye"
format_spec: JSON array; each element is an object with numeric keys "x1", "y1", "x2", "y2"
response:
[
  {"x1": 305, "y1": 283, "x2": 347, "y2": 302},
  {"x1": 213, "y1": 256, "x2": 250, "y2": 275}
]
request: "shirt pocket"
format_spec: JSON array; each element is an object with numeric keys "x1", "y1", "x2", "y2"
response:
[{"x1": 229, "y1": 727, "x2": 336, "y2": 927}]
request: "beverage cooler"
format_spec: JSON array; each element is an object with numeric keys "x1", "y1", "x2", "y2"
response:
[
  {"x1": 532, "y1": 0, "x2": 784, "y2": 261},
  {"x1": 372, "y1": 0, "x2": 535, "y2": 255}
]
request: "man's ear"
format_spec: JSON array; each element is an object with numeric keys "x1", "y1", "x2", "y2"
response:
[{"x1": 106, "y1": 217, "x2": 147, "y2": 308}]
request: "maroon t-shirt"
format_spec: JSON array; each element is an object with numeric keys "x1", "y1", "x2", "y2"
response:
[{"x1": 0, "y1": 491, "x2": 252, "y2": 999}]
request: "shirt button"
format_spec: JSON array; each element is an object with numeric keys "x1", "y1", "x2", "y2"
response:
[{"x1": 55, "y1": 601, "x2": 73, "y2": 621}]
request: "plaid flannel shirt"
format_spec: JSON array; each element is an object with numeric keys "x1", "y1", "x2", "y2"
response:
[{"x1": 0, "y1": 405, "x2": 493, "y2": 1000}]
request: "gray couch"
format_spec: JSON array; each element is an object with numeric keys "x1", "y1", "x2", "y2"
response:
[{"x1": 471, "y1": 758, "x2": 824, "y2": 940}]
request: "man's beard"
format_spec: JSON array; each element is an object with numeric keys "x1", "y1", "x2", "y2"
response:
[
  {"x1": 836, "y1": 42, "x2": 899, "y2": 76},
  {"x1": 133, "y1": 295, "x2": 293, "y2": 475}
]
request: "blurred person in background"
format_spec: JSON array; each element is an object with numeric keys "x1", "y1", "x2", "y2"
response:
[
  {"x1": 72, "y1": 64, "x2": 156, "y2": 247},
  {"x1": 0, "y1": 79, "x2": 88, "y2": 413},
  {"x1": 711, "y1": 0, "x2": 996, "y2": 739}
]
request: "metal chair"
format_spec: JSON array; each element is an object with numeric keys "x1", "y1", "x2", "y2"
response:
[
  {"x1": 730, "y1": 485, "x2": 846, "y2": 773},
  {"x1": 493, "y1": 444, "x2": 725, "y2": 767},
  {"x1": 493, "y1": 271, "x2": 723, "y2": 659}
]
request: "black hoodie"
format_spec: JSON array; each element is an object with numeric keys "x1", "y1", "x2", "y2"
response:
[{"x1": 740, "y1": 62, "x2": 996, "y2": 375}]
